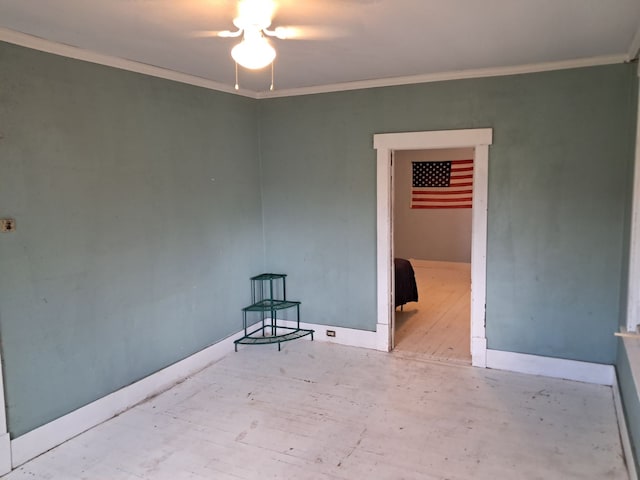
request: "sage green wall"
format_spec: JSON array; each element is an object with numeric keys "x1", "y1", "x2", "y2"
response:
[
  {"x1": 0, "y1": 42, "x2": 263, "y2": 437},
  {"x1": 259, "y1": 64, "x2": 637, "y2": 363},
  {"x1": 1, "y1": 40, "x2": 636, "y2": 441}
]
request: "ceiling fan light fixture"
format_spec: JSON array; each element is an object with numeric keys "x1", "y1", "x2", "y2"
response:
[{"x1": 231, "y1": 37, "x2": 276, "y2": 70}]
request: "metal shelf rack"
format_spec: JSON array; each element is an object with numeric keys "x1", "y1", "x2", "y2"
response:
[{"x1": 234, "y1": 273, "x2": 314, "y2": 351}]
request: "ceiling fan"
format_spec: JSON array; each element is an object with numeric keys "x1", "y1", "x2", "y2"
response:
[
  {"x1": 218, "y1": 0, "x2": 281, "y2": 71},
  {"x1": 196, "y1": 0, "x2": 342, "y2": 90}
]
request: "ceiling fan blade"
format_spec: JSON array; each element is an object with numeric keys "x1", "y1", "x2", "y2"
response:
[
  {"x1": 272, "y1": 25, "x2": 348, "y2": 40},
  {"x1": 190, "y1": 29, "x2": 241, "y2": 38}
]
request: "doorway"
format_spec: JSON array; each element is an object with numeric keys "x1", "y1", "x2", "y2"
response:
[
  {"x1": 373, "y1": 129, "x2": 493, "y2": 367},
  {"x1": 392, "y1": 147, "x2": 474, "y2": 364}
]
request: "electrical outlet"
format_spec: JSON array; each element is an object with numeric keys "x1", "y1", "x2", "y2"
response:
[
  {"x1": 326, "y1": 330, "x2": 336, "y2": 337},
  {"x1": 0, "y1": 218, "x2": 15, "y2": 232}
]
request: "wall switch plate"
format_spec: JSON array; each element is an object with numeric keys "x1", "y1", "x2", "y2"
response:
[
  {"x1": 326, "y1": 330, "x2": 336, "y2": 337},
  {"x1": 0, "y1": 219, "x2": 15, "y2": 232}
]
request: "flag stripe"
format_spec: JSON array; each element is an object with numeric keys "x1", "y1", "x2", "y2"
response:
[
  {"x1": 412, "y1": 204, "x2": 472, "y2": 209},
  {"x1": 412, "y1": 189, "x2": 473, "y2": 196},
  {"x1": 412, "y1": 197, "x2": 473, "y2": 203}
]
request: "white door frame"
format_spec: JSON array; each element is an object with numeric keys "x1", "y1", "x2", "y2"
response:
[
  {"x1": 625, "y1": 64, "x2": 640, "y2": 333},
  {"x1": 373, "y1": 128, "x2": 493, "y2": 367}
]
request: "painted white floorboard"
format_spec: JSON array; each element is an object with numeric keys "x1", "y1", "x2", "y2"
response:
[
  {"x1": 2, "y1": 341, "x2": 628, "y2": 480},
  {"x1": 394, "y1": 261, "x2": 471, "y2": 365}
]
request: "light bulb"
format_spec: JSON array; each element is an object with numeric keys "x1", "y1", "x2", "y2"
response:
[{"x1": 231, "y1": 37, "x2": 276, "y2": 70}]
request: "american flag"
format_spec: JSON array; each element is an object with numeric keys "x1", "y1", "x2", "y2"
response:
[{"x1": 411, "y1": 159, "x2": 473, "y2": 209}]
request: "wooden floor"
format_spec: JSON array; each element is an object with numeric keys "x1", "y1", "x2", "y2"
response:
[
  {"x1": 3, "y1": 341, "x2": 628, "y2": 479},
  {"x1": 395, "y1": 261, "x2": 471, "y2": 365}
]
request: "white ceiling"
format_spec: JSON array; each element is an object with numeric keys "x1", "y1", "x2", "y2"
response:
[{"x1": 0, "y1": 0, "x2": 639, "y2": 95}]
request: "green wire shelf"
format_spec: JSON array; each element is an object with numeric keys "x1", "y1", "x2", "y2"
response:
[
  {"x1": 242, "y1": 299, "x2": 301, "y2": 312},
  {"x1": 234, "y1": 273, "x2": 314, "y2": 352},
  {"x1": 234, "y1": 325, "x2": 314, "y2": 351}
]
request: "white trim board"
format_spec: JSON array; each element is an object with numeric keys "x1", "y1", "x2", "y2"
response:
[
  {"x1": 256, "y1": 55, "x2": 626, "y2": 99},
  {"x1": 622, "y1": 336, "x2": 640, "y2": 396},
  {"x1": 0, "y1": 28, "x2": 627, "y2": 99},
  {"x1": 486, "y1": 349, "x2": 615, "y2": 386},
  {"x1": 10, "y1": 321, "x2": 375, "y2": 471},
  {"x1": 6, "y1": 324, "x2": 622, "y2": 474},
  {"x1": 10, "y1": 329, "x2": 247, "y2": 469},
  {"x1": 620, "y1": 336, "x2": 640, "y2": 478},
  {"x1": 0, "y1": 28, "x2": 256, "y2": 99},
  {"x1": 626, "y1": 65, "x2": 640, "y2": 332},
  {"x1": 276, "y1": 320, "x2": 378, "y2": 350},
  {"x1": 613, "y1": 373, "x2": 639, "y2": 480},
  {"x1": 375, "y1": 129, "x2": 493, "y2": 150},
  {"x1": 373, "y1": 128, "x2": 493, "y2": 368}
]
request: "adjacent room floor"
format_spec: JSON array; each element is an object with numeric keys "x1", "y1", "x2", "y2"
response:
[
  {"x1": 3, "y1": 341, "x2": 628, "y2": 479},
  {"x1": 395, "y1": 260, "x2": 472, "y2": 365}
]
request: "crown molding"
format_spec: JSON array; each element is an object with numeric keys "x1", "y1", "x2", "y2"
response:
[
  {"x1": 0, "y1": 28, "x2": 258, "y2": 99},
  {"x1": 257, "y1": 54, "x2": 628, "y2": 98},
  {"x1": 0, "y1": 27, "x2": 629, "y2": 100}
]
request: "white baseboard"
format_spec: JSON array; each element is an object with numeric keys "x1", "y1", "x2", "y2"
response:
[
  {"x1": 278, "y1": 320, "x2": 378, "y2": 350},
  {"x1": 613, "y1": 373, "x2": 639, "y2": 480},
  {"x1": 10, "y1": 329, "x2": 246, "y2": 468},
  {"x1": 8, "y1": 328, "x2": 621, "y2": 472},
  {"x1": 10, "y1": 322, "x2": 377, "y2": 470},
  {"x1": 486, "y1": 349, "x2": 615, "y2": 386}
]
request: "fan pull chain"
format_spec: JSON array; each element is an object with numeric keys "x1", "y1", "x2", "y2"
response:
[
  {"x1": 270, "y1": 61, "x2": 274, "y2": 91},
  {"x1": 233, "y1": 61, "x2": 275, "y2": 92}
]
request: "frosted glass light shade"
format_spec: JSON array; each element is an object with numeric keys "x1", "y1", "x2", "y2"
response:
[{"x1": 231, "y1": 38, "x2": 276, "y2": 70}]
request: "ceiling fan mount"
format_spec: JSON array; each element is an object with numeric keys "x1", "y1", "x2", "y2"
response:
[{"x1": 217, "y1": 0, "x2": 292, "y2": 41}]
